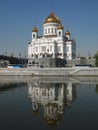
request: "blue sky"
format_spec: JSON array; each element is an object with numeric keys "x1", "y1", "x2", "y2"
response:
[{"x1": 0, "y1": 0, "x2": 98, "y2": 57}]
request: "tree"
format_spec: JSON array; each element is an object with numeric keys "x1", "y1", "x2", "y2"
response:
[{"x1": 94, "y1": 51, "x2": 98, "y2": 66}]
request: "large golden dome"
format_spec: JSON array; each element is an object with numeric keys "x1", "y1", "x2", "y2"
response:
[{"x1": 44, "y1": 12, "x2": 61, "y2": 24}]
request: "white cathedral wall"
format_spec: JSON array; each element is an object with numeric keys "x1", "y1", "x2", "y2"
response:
[
  {"x1": 29, "y1": 41, "x2": 57, "y2": 58},
  {"x1": 28, "y1": 45, "x2": 32, "y2": 58},
  {"x1": 43, "y1": 23, "x2": 59, "y2": 36},
  {"x1": 57, "y1": 29, "x2": 64, "y2": 37},
  {"x1": 29, "y1": 30, "x2": 76, "y2": 60},
  {"x1": 32, "y1": 32, "x2": 37, "y2": 40},
  {"x1": 66, "y1": 42, "x2": 72, "y2": 60},
  {"x1": 28, "y1": 39, "x2": 76, "y2": 60}
]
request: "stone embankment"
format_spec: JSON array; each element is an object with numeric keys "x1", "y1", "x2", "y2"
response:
[
  {"x1": 0, "y1": 67, "x2": 98, "y2": 76},
  {"x1": 31, "y1": 67, "x2": 98, "y2": 76},
  {"x1": 0, "y1": 68, "x2": 32, "y2": 76},
  {"x1": 32, "y1": 67, "x2": 75, "y2": 76}
]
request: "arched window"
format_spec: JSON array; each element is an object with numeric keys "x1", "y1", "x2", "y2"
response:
[
  {"x1": 51, "y1": 28, "x2": 53, "y2": 33},
  {"x1": 33, "y1": 34, "x2": 35, "y2": 38},
  {"x1": 55, "y1": 28, "x2": 57, "y2": 33},
  {"x1": 48, "y1": 28, "x2": 50, "y2": 33},
  {"x1": 59, "y1": 31, "x2": 61, "y2": 36}
]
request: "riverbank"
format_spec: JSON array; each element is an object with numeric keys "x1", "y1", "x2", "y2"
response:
[
  {"x1": 0, "y1": 68, "x2": 32, "y2": 76},
  {"x1": 31, "y1": 67, "x2": 98, "y2": 76},
  {"x1": 0, "y1": 67, "x2": 98, "y2": 76},
  {"x1": 0, "y1": 75, "x2": 98, "y2": 84}
]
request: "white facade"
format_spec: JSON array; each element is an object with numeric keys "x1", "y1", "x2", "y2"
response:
[
  {"x1": 28, "y1": 12, "x2": 76, "y2": 63},
  {"x1": 27, "y1": 81, "x2": 76, "y2": 126}
]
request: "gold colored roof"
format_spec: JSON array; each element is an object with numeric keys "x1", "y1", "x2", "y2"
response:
[
  {"x1": 44, "y1": 12, "x2": 61, "y2": 24},
  {"x1": 65, "y1": 30, "x2": 70, "y2": 35},
  {"x1": 32, "y1": 26, "x2": 38, "y2": 32},
  {"x1": 57, "y1": 24, "x2": 63, "y2": 30}
]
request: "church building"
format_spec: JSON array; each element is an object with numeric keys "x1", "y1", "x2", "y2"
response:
[{"x1": 28, "y1": 12, "x2": 76, "y2": 67}]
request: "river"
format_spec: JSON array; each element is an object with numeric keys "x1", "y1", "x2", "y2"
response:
[{"x1": 0, "y1": 76, "x2": 98, "y2": 130}]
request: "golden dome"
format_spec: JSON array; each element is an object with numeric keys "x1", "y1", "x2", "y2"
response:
[
  {"x1": 32, "y1": 26, "x2": 38, "y2": 32},
  {"x1": 65, "y1": 30, "x2": 70, "y2": 35},
  {"x1": 57, "y1": 24, "x2": 63, "y2": 30},
  {"x1": 44, "y1": 12, "x2": 61, "y2": 24}
]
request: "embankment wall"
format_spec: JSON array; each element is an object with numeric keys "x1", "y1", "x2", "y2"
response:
[{"x1": 0, "y1": 67, "x2": 98, "y2": 76}]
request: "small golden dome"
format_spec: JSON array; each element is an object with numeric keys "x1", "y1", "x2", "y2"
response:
[
  {"x1": 44, "y1": 12, "x2": 61, "y2": 24},
  {"x1": 65, "y1": 30, "x2": 70, "y2": 35},
  {"x1": 32, "y1": 26, "x2": 38, "y2": 32},
  {"x1": 57, "y1": 24, "x2": 63, "y2": 30}
]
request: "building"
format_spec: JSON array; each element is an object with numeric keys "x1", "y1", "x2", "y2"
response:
[
  {"x1": 28, "y1": 81, "x2": 76, "y2": 126},
  {"x1": 28, "y1": 12, "x2": 76, "y2": 67},
  {"x1": 0, "y1": 59, "x2": 9, "y2": 67}
]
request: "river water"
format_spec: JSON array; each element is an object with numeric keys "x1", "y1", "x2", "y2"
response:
[{"x1": 0, "y1": 76, "x2": 98, "y2": 130}]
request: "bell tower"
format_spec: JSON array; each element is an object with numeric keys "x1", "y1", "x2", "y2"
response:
[
  {"x1": 65, "y1": 30, "x2": 70, "y2": 40},
  {"x1": 32, "y1": 26, "x2": 38, "y2": 40},
  {"x1": 57, "y1": 24, "x2": 64, "y2": 37}
]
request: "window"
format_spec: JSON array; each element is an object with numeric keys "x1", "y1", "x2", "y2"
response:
[
  {"x1": 50, "y1": 46, "x2": 52, "y2": 52},
  {"x1": 45, "y1": 29, "x2": 47, "y2": 34},
  {"x1": 59, "y1": 31, "x2": 61, "y2": 36},
  {"x1": 33, "y1": 34, "x2": 35, "y2": 38},
  {"x1": 32, "y1": 54, "x2": 33, "y2": 57},
  {"x1": 42, "y1": 90, "x2": 46, "y2": 96},
  {"x1": 67, "y1": 55, "x2": 69, "y2": 59},
  {"x1": 66, "y1": 47, "x2": 69, "y2": 52},
  {"x1": 41, "y1": 46, "x2": 46, "y2": 52},
  {"x1": 36, "y1": 47, "x2": 38, "y2": 52},
  {"x1": 55, "y1": 28, "x2": 57, "y2": 33},
  {"x1": 58, "y1": 46, "x2": 61, "y2": 52},
  {"x1": 51, "y1": 28, "x2": 53, "y2": 33},
  {"x1": 48, "y1": 28, "x2": 50, "y2": 33}
]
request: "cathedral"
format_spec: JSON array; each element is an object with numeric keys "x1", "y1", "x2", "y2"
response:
[
  {"x1": 28, "y1": 81, "x2": 76, "y2": 126},
  {"x1": 28, "y1": 12, "x2": 76, "y2": 67}
]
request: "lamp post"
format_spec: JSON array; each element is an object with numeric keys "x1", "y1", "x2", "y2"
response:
[{"x1": 19, "y1": 53, "x2": 21, "y2": 64}]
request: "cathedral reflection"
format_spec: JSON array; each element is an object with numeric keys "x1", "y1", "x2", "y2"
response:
[{"x1": 28, "y1": 82, "x2": 76, "y2": 126}]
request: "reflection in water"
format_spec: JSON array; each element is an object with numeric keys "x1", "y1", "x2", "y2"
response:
[
  {"x1": 0, "y1": 76, "x2": 98, "y2": 129},
  {"x1": 0, "y1": 82, "x2": 27, "y2": 92},
  {"x1": 28, "y1": 82, "x2": 76, "y2": 127},
  {"x1": 95, "y1": 84, "x2": 98, "y2": 93},
  {"x1": 0, "y1": 83, "x2": 17, "y2": 92}
]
